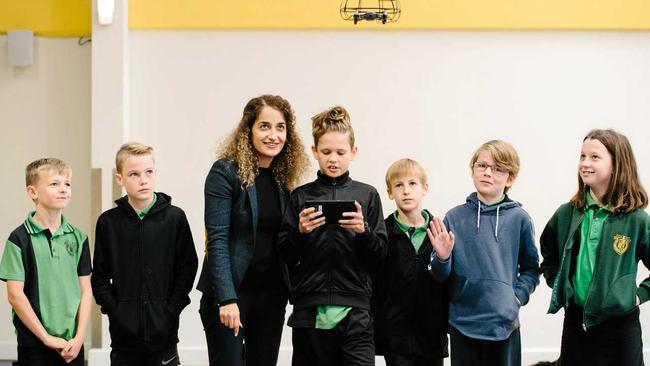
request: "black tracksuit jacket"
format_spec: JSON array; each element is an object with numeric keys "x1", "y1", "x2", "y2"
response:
[
  {"x1": 373, "y1": 211, "x2": 449, "y2": 358},
  {"x1": 91, "y1": 193, "x2": 198, "y2": 349},
  {"x1": 278, "y1": 171, "x2": 388, "y2": 311}
]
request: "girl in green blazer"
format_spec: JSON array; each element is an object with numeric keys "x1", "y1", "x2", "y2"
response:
[{"x1": 541, "y1": 129, "x2": 650, "y2": 366}]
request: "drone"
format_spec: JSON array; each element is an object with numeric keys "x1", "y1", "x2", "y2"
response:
[{"x1": 340, "y1": 0, "x2": 401, "y2": 24}]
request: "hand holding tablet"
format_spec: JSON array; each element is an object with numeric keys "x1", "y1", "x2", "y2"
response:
[{"x1": 300, "y1": 200, "x2": 366, "y2": 234}]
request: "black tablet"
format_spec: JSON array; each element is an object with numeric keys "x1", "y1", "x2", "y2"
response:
[{"x1": 304, "y1": 200, "x2": 356, "y2": 223}]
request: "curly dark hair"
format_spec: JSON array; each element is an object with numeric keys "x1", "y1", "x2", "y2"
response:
[{"x1": 219, "y1": 95, "x2": 310, "y2": 189}]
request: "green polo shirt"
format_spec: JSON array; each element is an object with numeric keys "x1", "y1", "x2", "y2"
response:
[
  {"x1": 485, "y1": 194, "x2": 505, "y2": 206},
  {"x1": 0, "y1": 213, "x2": 91, "y2": 341},
  {"x1": 315, "y1": 305, "x2": 351, "y2": 329},
  {"x1": 573, "y1": 191, "x2": 611, "y2": 306},
  {"x1": 394, "y1": 210, "x2": 430, "y2": 252},
  {"x1": 135, "y1": 193, "x2": 157, "y2": 219}
]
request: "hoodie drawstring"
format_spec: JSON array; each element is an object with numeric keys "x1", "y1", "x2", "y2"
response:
[
  {"x1": 476, "y1": 200, "x2": 481, "y2": 232},
  {"x1": 495, "y1": 204, "x2": 500, "y2": 242},
  {"x1": 476, "y1": 200, "x2": 501, "y2": 242}
]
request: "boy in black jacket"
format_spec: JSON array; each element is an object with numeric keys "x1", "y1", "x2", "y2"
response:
[
  {"x1": 278, "y1": 106, "x2": 388, "y2": 366},
  {"x1": 373, "y1": 158, "x2": 448, "y2": 366},
  {"x1": 91, "y1": 142, "x2": 198, "y2": 365}
]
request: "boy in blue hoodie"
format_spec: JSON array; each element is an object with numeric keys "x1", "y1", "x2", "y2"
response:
[{"x1": 428, "y1": 140, "x2": 539, "y2": 366}]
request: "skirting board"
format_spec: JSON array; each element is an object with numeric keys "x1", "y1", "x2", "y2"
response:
[
  {"x1": 0, "y1": 343, "x2": 15, "y2": 360},
  {"x1": 0, "y1": 344, "x2": 645, "y2": 364},
  {"x1": 86, "y1": 347, "x2": 648, "y2": 366}
]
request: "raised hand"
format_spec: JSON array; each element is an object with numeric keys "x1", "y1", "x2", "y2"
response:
[
  {"x1": 427, "y1": 217, "x2": 455, "y2": 261},
  {"x1": 298, "y1": 207, "x2": 326, "y2": 234}
]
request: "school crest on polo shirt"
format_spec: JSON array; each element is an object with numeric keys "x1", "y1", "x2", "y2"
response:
[
  {"x1": 612, "y1": 234, "x2": 631, "y2": 255},
  {"x1": 64, "y1": 240, "x2": 78, "y2": 256}
]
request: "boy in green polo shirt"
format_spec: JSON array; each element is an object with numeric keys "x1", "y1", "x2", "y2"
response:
[
  {"x1": 0, "y1": 158, "x2": 92, "y2": 365},
  {"x1": 373, "y1": 158, "x2": 449, "y2": 366}
]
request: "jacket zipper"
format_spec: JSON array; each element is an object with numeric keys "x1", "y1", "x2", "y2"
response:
[
  {"x1": 554, "y1": 212, "x2": 583, "y2": 312},
  {"x1": 555, "y1": 243, "x2": 571, "y2": 309},
  {"x1": 327, "y1": 178, "x2": 337, "y2": 303},
  {"x1": 581, "y1": 217, "x2": 607, "y2": 331},
  {"x1": 139, "y1": 219, "x2": 147, "y2": 340}
]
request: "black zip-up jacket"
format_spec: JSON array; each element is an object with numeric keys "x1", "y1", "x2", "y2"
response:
[
  {"x1": 373, "y1": 211, "x2": 449, "y2": 358},
  {"x1": 91, "y1": 193, "x2": 198, "y2": 348},
  {"x1": 278, "y1": 171, "x2": 388, "y2": 311}
]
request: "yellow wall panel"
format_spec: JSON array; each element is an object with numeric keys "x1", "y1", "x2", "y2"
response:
[
  {"x1": 0, "y1": 0, "x2": 90, "y2": 36},
  {"x1": 2, "y1": 0, "x2": 649, "y2": 36},
  {"x1": 129, "y1": 1, "x2": 338, "y2": 29},
  {"x1": 129, "y1": 0, "x2": 650, "y2": 30}
]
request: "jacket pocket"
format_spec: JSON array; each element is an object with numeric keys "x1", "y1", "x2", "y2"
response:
[
  {"x1": 453, "y1": 278, "x2": 519, "y2": 325},
  {"x1": 147, "y1": 300, "x2": 179, "y2": 341},
  {"x1": 108, "y1": 301, "x2": 139, "y2": 340},
  {"x1": 603, "y1": 272, "x2": 637, "y2": 314}
]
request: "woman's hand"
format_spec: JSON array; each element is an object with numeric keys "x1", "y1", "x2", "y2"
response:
[{"x1": 219, "y1": 303, "x2": 243, "y2": 337}]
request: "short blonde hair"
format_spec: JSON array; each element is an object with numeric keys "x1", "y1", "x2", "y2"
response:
[
  {"x1": 470, "y1": 140, "x2": 520, "y2": 193},
  {"x1": 385, "y1": 158, "x2": 428, "y2": 193},
  {"x1": 311, "y1": 106, "x2": 355, "y2": 147},
  {"x1": 25, "y1": 158, "x2": 71, "y2": 186},
  {"x1": 115, "y1": 142, "x2": 155, "y2": 174}
]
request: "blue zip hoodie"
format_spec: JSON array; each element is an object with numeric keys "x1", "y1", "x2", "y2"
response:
[{"x1": 430, "y1": 192, "x2": 540, "y2": 341}]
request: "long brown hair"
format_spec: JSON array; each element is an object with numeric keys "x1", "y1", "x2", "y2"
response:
[
  {"x1": 219, "y1": 95, "x2": 309, "y2": 189},
  {"x1": 570, "y1": 129, "x2": 647, "y2": 212}
]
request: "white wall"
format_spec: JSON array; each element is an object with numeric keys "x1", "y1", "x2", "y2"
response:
[
  {"x1": 3, "y1": 30, "x2": 649, "y2": 365},
  {"x1": 0, "y1": 36, "x2": 91, "y2": 358},
  {"x1": 127, "y1": 30, "x2": 650, "y2": 364}
]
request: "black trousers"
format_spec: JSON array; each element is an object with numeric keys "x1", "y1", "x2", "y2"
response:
[
  {"x1": 291, "y1": 308, "x2": 374, "y2": 366},
  {"x1": 200, "y1": 289, "x2": 287, "y2": 366},
  {"x1": 449, "y1": 326, "x2": 521, "y2": 366},
  {"x1": 559, "y1": 305, "x2": 644, "y2": 366},
  {"x1": 384, "y1": 353, "x2": 444, "y2": 366},
  {"x1": 17, "y1": 344, "x2": 84, "y2": 366},
  {"x1": 110, "y1": 344, "x2": 179, "y2": 366}
]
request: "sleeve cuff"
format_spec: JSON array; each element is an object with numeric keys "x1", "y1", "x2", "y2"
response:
[
  {"x1": 514, "y1": 287, "x2": 528, "y2": 306},
  {"x1": 430, "y1": 252, "x2": 450, "y2": 263},
  {"x1": 218, "y1": 298, "x2": 237, "y2": 307},
  {"x1": 637, "y1": 286, "x2": 650, "y2": 304},
  {"x1": 101, "y1": 299, "x2": 118, "y2": 315}
]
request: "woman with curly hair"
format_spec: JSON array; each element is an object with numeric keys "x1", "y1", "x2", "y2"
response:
[{"x1": 197, "y1": 95, "x2": 310, "y2": 366}]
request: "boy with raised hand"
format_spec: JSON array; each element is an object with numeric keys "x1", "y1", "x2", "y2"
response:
[
  {"x1": 374, "y1": 158, "x2": 448, "y2": 366},
  {"x1": 92, "y1": 142, "x2": 198, "y2": 366},
  {"x1": 0, "y1": 158, "x2": 92, "y2": 365},
  {"x1": 278, "y1": 106, "x2": 388, "y2": 366},
  {"x1": 428, "y1": 140, "x2": 539, "y2": 366}
]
